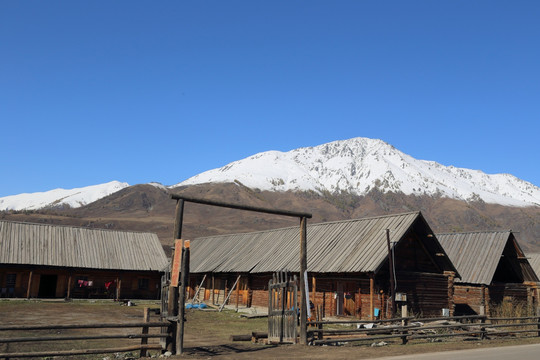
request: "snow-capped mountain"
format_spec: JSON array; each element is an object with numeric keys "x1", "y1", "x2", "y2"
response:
[
  {"x1": 174, "y1": 137, "x2": 540, "y2": 207},
  {"x1": 2, "y1": 138, "x2": 539, "y2": 211},
  {"x1": 0, "y1": 181, "x2": 129, "y2": 211}
]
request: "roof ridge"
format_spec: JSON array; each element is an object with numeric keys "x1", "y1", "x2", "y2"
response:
[
  {"x1": 0, "y1": 219, "x2": 158, "y2": 236},
  {"x1": 195, "y1": 211, "x2": 421, "y2": 240},
  {"x1": 437, "y1": 229, "x2": 512, "y2": 236}
]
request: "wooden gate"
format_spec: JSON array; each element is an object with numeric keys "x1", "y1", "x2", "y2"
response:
[{"x1": 268, "y1": 271, "x2": 298, "y2": 344}]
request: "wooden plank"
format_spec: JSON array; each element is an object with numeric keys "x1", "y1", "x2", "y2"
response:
[
  {"x1": 191, "y1": 274, "x2": 207, "y2": 304},
  {"x1": 0, "y1": 333, "x2": 164, "y2": 343},
  {"x1": 0, "y1": 322, "x2": 169, "y2": 331},
  {"x1": 219, "y1": 275, "x2": 241, "y2": 312},
  {"x1": 0, "y1": 345, "x2": 162, "y2": 359},
  {"x1": 170, "y1": 239, "x2": 183, "y2": 288}
]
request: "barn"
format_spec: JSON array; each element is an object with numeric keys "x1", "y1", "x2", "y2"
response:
[
  {"x1": 188, "y1": 211, "x2": 458, "y2": 319},
  {"x1": 0, "y1": 220, "x2": 168, "y2": 299},
  {"x1": 437, "y1": 231, "x2": 539, "y2": 315}
]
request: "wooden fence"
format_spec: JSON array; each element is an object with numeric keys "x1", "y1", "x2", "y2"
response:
[
  {"x1": 0, "y1": 307, "x2": 169, "y2": 359},
  {"x1": 308, "y1": 313, "x2": 540, "y2": 346}
]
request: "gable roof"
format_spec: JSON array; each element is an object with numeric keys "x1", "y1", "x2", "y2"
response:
[
  {"x1": 0, "y1": 220, "x2": 168, "y2": 272},
  {"x1": 191, "y1": 211, "x2": 456, "y2": 274},
  {"x1": 528, "y1": 253, "x2": 540, "y2": 280},
  {"x1": 437, "y1": 230, "x2": 538, "y2": 285}
]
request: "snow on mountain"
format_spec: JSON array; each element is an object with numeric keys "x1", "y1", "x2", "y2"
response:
[
  {"x1": 174, "y1": 137, "x2": 540, "y2": 207},
  {"x1": 0, "y1": 181, "x2": 129, "y2": 211}
]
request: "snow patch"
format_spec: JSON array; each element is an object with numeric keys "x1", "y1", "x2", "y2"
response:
[{"x1": 0, "y1": 181, "x2": 129, "y2": 211}]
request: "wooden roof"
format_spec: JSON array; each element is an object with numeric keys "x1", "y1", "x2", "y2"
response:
[
  {"x1": 190, "y1": 211, "x2": 456, "y2": 275},
  {"x1": 528, "y1": 253, "x2": 540, "y2": 280},
  {"x1": 437, "y1": 231, "x2": 538, "y2": 285},
  {"x1": 0, "y1": 220, "x2": 168, "y2": 272}
]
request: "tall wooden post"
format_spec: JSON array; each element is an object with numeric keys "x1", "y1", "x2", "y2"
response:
[
  {"x1": 299, "y1": 216, "x2": 308, "y2": 345},
  {"x1": 167, "y1": 199, "x2": 184, "y2": 353},
  {"x1": 177, "y1": 240, "x2": 190, "y2": 355},
  {"x1": 211, "y1": 274, "x2": 215, "y2": 305},
  {"x1": 236, "y1": 275, "x2": 241, "y2": 311},
  {"x1": 116, "y1": 277, "x2": 122, "y2": 300},
  {"x1": 386, "y1": 229, "x2": 396, "y2": 318},
  {"x1": 370, "y1": 274, "x2": 375, "y2": 320},
  {"x1": 66, "y1": 275, "x2": 72, "y2": 299},
  {"x1": 140, "y1": 307, "x2": 150, "y2": 357},
  {"x1": 26, "y1": 271, "x2": 33, "y2": 299},
  {"x1": 312, "y1": 276, "x2": 317, "y2": 311}
]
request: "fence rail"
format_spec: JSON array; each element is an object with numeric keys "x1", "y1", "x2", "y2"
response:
[
  {"x1": 308, "y1": 314, "x2": 540, "y2": 346},
  {"x1": 0, "y1": 307, "x2": 170, "y2": 359}
]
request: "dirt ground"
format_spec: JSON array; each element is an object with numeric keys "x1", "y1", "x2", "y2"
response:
[{"x1": 1, "y1": 300, "x2": 540, "y2": 359}]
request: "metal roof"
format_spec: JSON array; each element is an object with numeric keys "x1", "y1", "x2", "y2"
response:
[
  {"x1": 528, "y1": 253, "x2": 540, "y2": 280},
  {"x1": 191, "y1": 211, "x2": 454, "y2": 274},
  {"x1": 437, "y1": 230, "x2": 538, "y2": 285},
  {"x1": 0, "y1": 220, "x2": 168, "y2": 272}
]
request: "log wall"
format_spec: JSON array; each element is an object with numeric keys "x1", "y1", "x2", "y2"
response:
[{"x1": 0, "y1": 266, "x2": 162, "y2": 299}]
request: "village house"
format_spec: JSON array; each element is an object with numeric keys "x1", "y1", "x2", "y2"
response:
[
  {"x1": 437, "y1": 231, "x2": 539, "y2": 315},
  {"x1": 0, "y1": 220, "x2": 168, "y2": 300},
  {"x1": 188, "y1": 211, "x2": 458, "y2": 319}
]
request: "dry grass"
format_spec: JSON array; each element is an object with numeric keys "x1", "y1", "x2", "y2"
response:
[{"x1": 1, "y1": 300, "x2": 540, "y2": 359}]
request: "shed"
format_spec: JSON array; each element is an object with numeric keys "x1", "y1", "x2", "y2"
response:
[
  {"x1": 0, "y1": 220, "x2": 168, "y2": 299},
  {"x1": 437, "y1": 231, "x2": 539, "y2": 315},
  {"x1": 189, "y1": 211, "x2": 458, "y2": 319}
]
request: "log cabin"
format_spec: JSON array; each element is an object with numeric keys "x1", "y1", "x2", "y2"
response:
[
  {"x1": 437, "y1": 231, "x2": 539, "y2": 315},
  {"x1": 188, "y1": 211, "x2": 458, "y2": 319},
  {"x1": 0, "y1": 220, "x2": 168, "y2": 299}
]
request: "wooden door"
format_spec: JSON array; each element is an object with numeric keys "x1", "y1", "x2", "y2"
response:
[{"x1": 268, "y1": 271, "x2": 298, "y2": 344}]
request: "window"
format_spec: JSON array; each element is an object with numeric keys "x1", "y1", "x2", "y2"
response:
[{"x1": 138, "y1": 278, "x2": 149, "y2": 290}]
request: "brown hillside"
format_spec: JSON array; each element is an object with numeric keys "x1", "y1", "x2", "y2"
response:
[{"x1": 1, "y1": 183, "x2": 538, "y2": 255}]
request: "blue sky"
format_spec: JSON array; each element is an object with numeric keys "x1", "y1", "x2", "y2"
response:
[{"x1": 1, "y1": 1, "x2": 539, "y2": 198}]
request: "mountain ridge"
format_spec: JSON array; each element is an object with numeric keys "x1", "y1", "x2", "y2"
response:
[
  {"x1": 1, "y1": 137, "x2": 539, "y2": 211},
  {"x1": 175, "y1": 137, "x2": 540, "y2": 207}
]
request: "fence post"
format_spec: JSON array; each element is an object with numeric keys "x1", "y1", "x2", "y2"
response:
[
  {"x1": 480, "y1": 313, "x2": 486, "y2": 340},
  {"x1": 537, "y1": 307, "x2": 540, "y2": 337},
  {"x1": 317, "y1": 305, "x2": 323, "y2": 340},
  {"x1": 140, "y1": 307, "x2": 150, "y2": 358},
  {"x1": 401, "y1": 304, "x2": 408, "y2": 345}
]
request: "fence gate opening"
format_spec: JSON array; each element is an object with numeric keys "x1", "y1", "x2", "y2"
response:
[{"x1": 268, "y1": 271, "x2": 298, "y2": 344}]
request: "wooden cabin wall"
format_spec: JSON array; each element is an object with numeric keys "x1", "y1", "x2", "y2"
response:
[
  {"x1": 188, "y1": 271, "x2": 456, "y2": 320},
  {"x1": 0, "y1": 266, "x2": 161, "y2": 299},
  {"x1": 453, "y1": 285, "x2": 486, "y2": 315},
  {"x1": 188, "y1": 273, "x2": 254, "y2": 307},
  {"x1": 394, "y1": 272, "x2": 450, "y2": 317}
]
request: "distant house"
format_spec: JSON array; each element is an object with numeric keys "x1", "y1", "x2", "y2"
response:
[
  {"x1": 188, "y1": 211, "x2": 458, "y2": 319},
  {"x1": 0, "y1": 220, "x2": 168, "y2": 299},
  {"x1": 437, "y1": 231, "x2": 539, "y2": 315}
]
